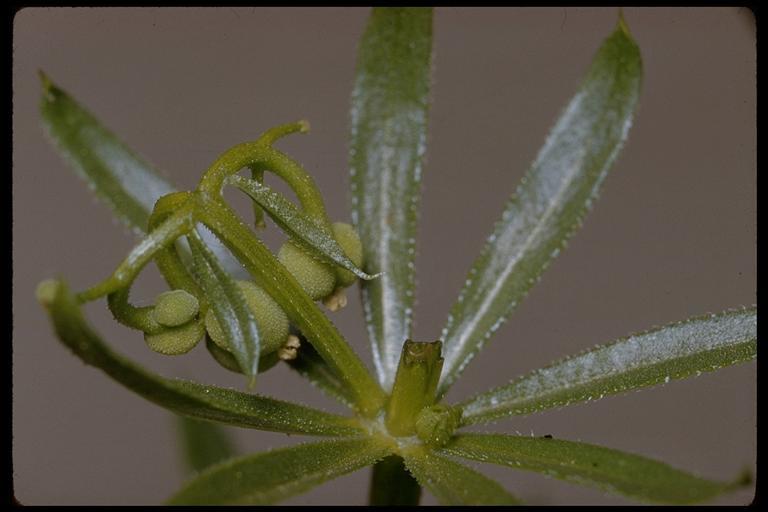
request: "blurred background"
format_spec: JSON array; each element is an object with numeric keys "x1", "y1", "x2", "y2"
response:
[{"x1": 13, "y1": 7, "x2": 755, "y2": 505}]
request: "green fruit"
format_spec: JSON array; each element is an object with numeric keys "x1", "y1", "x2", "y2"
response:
[
  {"x1": 332, "y1": 222, "x2": 363, "y2": 288},
  {"x1": 278, "y1": 242, "x2": 336, "y2": 300},
  {"x1": 152, "y1": 289, "x2": 199, "y2": 327},
  {"x1": 205, "y1": 336, "x2": 281, "y2": 374},
  {"x1": 144, "y1": 321, "x2": 204, "y2": 355},
  {"x1": 204, "y1": 280, "x2": 289, "y2": 356}
]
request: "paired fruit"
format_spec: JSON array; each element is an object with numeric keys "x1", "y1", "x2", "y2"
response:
[{"x1": 142, "y1": 222, "x2": 363, "y2": 374}]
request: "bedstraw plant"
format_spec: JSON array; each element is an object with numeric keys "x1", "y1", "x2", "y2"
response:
[{"x1": 36, "y1": 8, "x2": 755, "y2": 505}]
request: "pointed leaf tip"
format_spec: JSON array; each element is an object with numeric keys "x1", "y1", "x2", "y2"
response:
[
  {"x1": 459, "y1": 307, "x2": 756, "y2": 424},
  {"x1": 444, "y1": 434, "x2": 746, "y2": 505},
  {"x1": 436, "y1": 17, "x2": 642, "y2": 397},
  {"x1": 38, "y1": 69, "x2": 52, "y2": 90},
  {"x1": 617, "y1": 9, "x2": 631, "y2": 36}
]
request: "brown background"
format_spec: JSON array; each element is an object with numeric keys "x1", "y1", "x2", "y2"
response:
[{"x1": 12, "y1": 7, "x2": 755, "y2": 505}]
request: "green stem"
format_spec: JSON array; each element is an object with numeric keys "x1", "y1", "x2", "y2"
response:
[
  {"x1": 385, "y1": 340, "x2": 443, "y2": 436},
  {"x1": 198, "y1": 198, "x2": 385, "y2": 416},
  {"x1": 148, "y1": 194, "x2": 208, "y2": 310},
  {"x1": 77, "y1": 204, "x2": 195, "y2": 302},
  {"x1": 106, "y1": 286, "x2": 163, "y2": 334},
  {"x1": 103, "y1": 193, "x2": 203, "y2": 333},
  {"x1": 369, "y1": 455, "x2": 421, "y2": 506},
  {"x1": 197, "y1": 121, "x2": 331, "y2": 230}
]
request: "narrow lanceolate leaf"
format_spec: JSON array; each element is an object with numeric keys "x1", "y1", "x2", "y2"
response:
[
  {"x1": 402, "y1": 446, "x2": 520, "y2": 505},
  {"x1": 349, "y1": 7, "x2": 433, "y2": 391},
  {"x1": 43, "y1": 280, "x2": 363, "y2": 436},
  {"x1": 460, "y1": 307, "x2": 756, "y2": 424},
  {"x1": 228, "y1": 175, "x2": 379, "y2": 280},
  {"x1": 443, "y1": 434, "x2": 748, "y2": 504},
  {"x1": 39, "y1": 72, "x2": 244, "y2": 276},
  {"x1": 176, "y1": 416, "x2": 236, "y2": 475},
  {"x1": 188, "y1": 230, "x2": 260, "y2": 386},
  {"x1": 438, "y1": 18, "x2": 643, "y2": 397},
  {"x1": 285, "y1": 334, "x2": 357, "y2": 408},
  {"x1": 168, "y1": 438, "x2": 391, "y2": 505},
  {"x1": 39, "y1": 72, "x2": 175, "y2": 233}
]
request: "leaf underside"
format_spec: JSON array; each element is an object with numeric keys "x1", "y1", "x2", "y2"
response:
[
  {"x1": 437, "y1": 19, "x2": 643, "y2": 397},
  {"x1": 443, "y1": 434, "x2": 745, "y2": 504},
  {"x1": 168, "y1": 438, "x2": 391, "y2": 505},
  {"x1": 460, "y1": 307, "x2": 756, "y2": 424},
  {"x1": 229, "y1": 175, "x2": 378, "y2": 281},
  {"x1": 45, "y1": 281, "x2": 363, "y2": 437},
  {"x1": 402, "y1": 446, "x2": 520, "y2": 505},
  {"x1": 350, "y1": 7, "x2": 434, "y2": 391}
]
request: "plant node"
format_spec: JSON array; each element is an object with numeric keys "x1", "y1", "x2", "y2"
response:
[{"x1": 415, "y1": 404, "x2": 462, "y2": 447}]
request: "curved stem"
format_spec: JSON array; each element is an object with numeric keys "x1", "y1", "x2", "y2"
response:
[
  {"x1": 77, "y1": 203, "x2": 195, "y2": 303},
  {"x1": 197, "y1": 121, "x2": 332, "y2": 231},
  {"x1": 106, "y1": 286, "x2": 163, "y2": 334},
  {"x1": 148, "y1": 194, "x2": 209, "y2": 311}
]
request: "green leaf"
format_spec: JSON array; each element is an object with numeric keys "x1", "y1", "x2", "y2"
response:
[
  {"x1": 228, "y1": 175, "x2": 379, "y2": 280},
  {"x1": 168, "y1": 438, "x2": 391, "y2": 505},
  {"x1": 39, "y1": 72, "x2": 244, "y2": 276},
  {"x1": 401, "y1": 446, "x2": 520, "y2": 505},
  {"x1": 39, "y1": 71, "x2": 175, "y2": 233},
  {"x1": 284, "y1": 334, "x2": 357, "y2": 408},
  {"x1": 443, "y1": 434, "x2": 748, "y2": 504},
  {"x1": 349, "y1": 7, "x2": 433, "y2": 391},
  {"x1": 43, "y1": 280, "x2": 364, "y2": 436},
  {"x1": 437, "y1": 18, "x2": 643, "y2": 397},
  {"x1": 369, "y1": 455, "x2": 421, "y2": 506},
  {"x1": 460, "y1": 307, "x2": 756, "y2": 424},
  {"x1": 188, "y1": 229, "x2": 260, "y2": 385},
  {"x1": 176, "y1": 416, "x2": 236, "y2": 475}
]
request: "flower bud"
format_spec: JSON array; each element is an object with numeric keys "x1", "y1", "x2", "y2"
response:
[
  {"x1": 415, "y1": 404, "x2": 462, "y2": 448},
  {"x1": 144, "y1": 321, "x2": 204, "y2": 355},
  {"x1": 152, "y1": 289, "x2": 199, "y2": 327},
  {"x1": 277, "y1": 242, "x2": 336, "y2": 301},
  {"x1": 204, "y1": 280, "x2": 289, "y2": 356}
]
